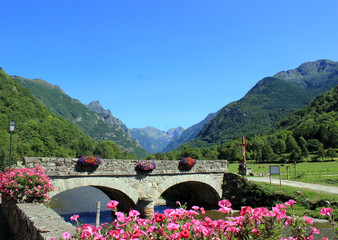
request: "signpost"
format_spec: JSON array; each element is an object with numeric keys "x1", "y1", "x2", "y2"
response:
[{"x1": 269, "y1": 165, "x2": 281, "y2": 186}]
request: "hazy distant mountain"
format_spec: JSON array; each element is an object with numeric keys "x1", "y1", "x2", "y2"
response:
[
  {"x1": 14, "y1": 76, "x2": 148, "y2": 158},
  {"x1": 189, "y1": 59, "x2": 338, "y2": 147},
  {"x1": 161, "y1": 112, "x2": 218, "y2": 152},
  {"x1": 130, "y1": 126, "x2": 185, "y2": 153}
]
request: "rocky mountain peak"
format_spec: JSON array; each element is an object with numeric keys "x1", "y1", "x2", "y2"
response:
[
  {"x1": 87, "y1": 100, "x2": 112, "y2": 116},
  {"x1": 87, "y1": 101, "x2": 129, "y2": 134}
]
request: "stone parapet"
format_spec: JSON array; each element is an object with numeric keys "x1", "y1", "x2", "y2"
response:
[
  {"x1": 1, "y1": 198, "x2": 76, "y2": 240},
  {"x1": 22, "y1": 157, "x2": 227, "y2": 177}
]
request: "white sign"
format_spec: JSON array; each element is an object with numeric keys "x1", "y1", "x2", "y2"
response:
[{"x1": 269, "y1": 165, "x2": 280, "y2": 175}]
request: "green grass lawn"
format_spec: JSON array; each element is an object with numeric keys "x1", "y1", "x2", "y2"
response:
[
  {"x1": 251, "y1": 182, "x2": 338, "y2": 221},
  {"x1": 228, "y1": 160, "x2": 338, "y2": 186}
]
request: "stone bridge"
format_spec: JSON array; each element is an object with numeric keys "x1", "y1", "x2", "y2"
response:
[{"x1": 23, "y1": 157, "x2": 228, "y2": 217}]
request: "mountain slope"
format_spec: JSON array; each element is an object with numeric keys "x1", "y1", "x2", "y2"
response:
[
  {"x1": 130, "y1": 126, "x2": 185, "y2": 153},
  {"x1": 14, "y1": 76, "x2": 148, "y2": 158},
  {"x1": 272, "y1": 85, "x2": 338, "y2": 148},
  {"x1": 273, "y1": 59, "x2": 338, "y2": 92},
  {"x1": 189, "y1": 59, "x2": 338, "y2": 147},
  {"x1": 0, "y1": 68, "x2": 96, "y2": 166}
]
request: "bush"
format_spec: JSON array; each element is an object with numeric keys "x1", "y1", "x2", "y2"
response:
[{"x1": 0, "y1": 166, "x2": 54, "y2": 203}]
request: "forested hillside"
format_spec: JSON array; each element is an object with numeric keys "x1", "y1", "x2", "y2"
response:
[
  {"x1": 0, "y1": 68, "x2": 138, "y2": 168},
  {"x1": 189, "y1": 59, "x2": 338, "y2": 148},
  {"x1": 0, "y1": 68, "x2": 97, "y2": 167},
  {"x1": 273, "y1": 85, "x2": 338, "y2": 149},
  {"x1": 14, "y1": 76, "x2": 148, "y2": 158},
  {"x1": 145, "y1": 85, "x2": 337, "y2": 162}
]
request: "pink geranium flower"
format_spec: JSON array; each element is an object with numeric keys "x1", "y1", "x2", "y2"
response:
[
  {"x1": 284, "y1": 199, "x2": 297, "y2": 209},
  {"x1": 107, "y1": 200, "x2": 119, "y2": 210},
  {"x1": 303, "y1": 216, "x2": 313, "y2": 224},
  {"x1": 310, "y1": 226, "x2": 320, "y2": 235},
  {"x1": 128, "y1": 209, "x2": 140, "y2": 217},
  {"x1": 167, "y1": 222, "x2": 180, "y2": 231},
  {"x1": 218, "y1": 199, "x2": 232, "y2": 208},
  {"x1": 62, "y1": 232, "x2": 70, "y2": 239},
  {"x1": 70, "y1": 214, "x2": 79, "y2": 221},
  {"x1": 319, "y1": 207, "x2": 333, "y2": 217}
]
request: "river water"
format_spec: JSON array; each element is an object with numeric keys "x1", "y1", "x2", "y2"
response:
[{"x1": 48, "y1": 186, "x2": 225, "y2": 225}]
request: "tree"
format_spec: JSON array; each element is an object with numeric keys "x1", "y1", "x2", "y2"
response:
[
  {"x1": 326, "y1": 148, "x2": 337, "y2": 160},
  {"x1": 307, "y1": 139, "x2": 322, "y2": 152},
  {"x1": 317, "y1": 145, "x2": 326, "y2": 161},
  {"x1": 289, "y1": 147, "x2": 303, "y2": 163},
  {"x1": 261, "y1": 145, "x2": 275, "y2": 162},
  {"x1": 201, "y1": 147, "x2": 219, "y2": 160},
  {"x1": 285, "y1": 134, "x2": 299, "y2": 153},
  {"x1": 298, "y1": 136, "x2": 309, "y2": 158},
  {"x1": 275, "y1": 139, "x2": 286, "y2": 154},
  {"x1": 177, "y1": 145, "x2": 202, "y2": 160},
  {"x1": 94, "y1": 140, "x2": 124, "y2": 159}
]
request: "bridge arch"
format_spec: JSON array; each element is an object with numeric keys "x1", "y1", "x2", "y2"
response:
[
  {"x1": 50, "y1": 177, "x2": 139, "y2": 211},
  {"x1": 153, "y1": 174, "x2": 223, "y2": 208},
  {"x1": 160, "y1": 181, "x2": 221, "y2": 209}
]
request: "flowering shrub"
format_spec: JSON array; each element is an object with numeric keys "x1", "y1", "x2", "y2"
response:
[
  {"x1": 135, "y1": 161, "x2": 156, "y2": 172},
  {"x1": 0, "y1": 166, "x2": 54, "y2": 203},
  {"x1": 77, "y1": 155, "x2": 102, "y2": 166},
  {"x1": 179, "y1": 157, "x2": 196, "y2": 170},
  {"x1": 54, "y1": 199, "x2": 335, "y2": 239}
]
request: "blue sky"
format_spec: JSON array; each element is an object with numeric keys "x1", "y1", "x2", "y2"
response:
[{"x1": 1, "y1": 0, "x2": 338, "y2": 131}]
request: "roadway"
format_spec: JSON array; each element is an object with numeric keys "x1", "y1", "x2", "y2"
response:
[{"x1": 246, "y1": 176, "x2": 338, "y2": 195}]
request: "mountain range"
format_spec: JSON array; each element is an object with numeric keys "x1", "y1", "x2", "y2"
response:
[
  {"x1": 14, "y1": 76, "x2": 148, "y2": 158},
  {"x1": 0, "y1": 68, "x2": 97, "y2": 165},
  {"x1": 6, "y1": 59, "x2": 338, "y2": 157},
  {"x1": 188, "y1": 59, "x2": 338, "y2": 148},
  {"x1": 129, "y1": 126, "x2": 185, "y2": 153}
]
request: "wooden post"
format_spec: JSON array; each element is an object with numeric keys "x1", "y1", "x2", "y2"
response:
[
  {"x1": 96, "y1": 201, "x2": 100, "y2": 227},
  {"x1": 286, "y1": 165, "x2": 289, "y2": 179},
  {"x1": 236, "y1": 136, "x2": 251, "y2": 166},
  {"x1": 294, "y1": 161, "x2": 297, "y2": 178}
]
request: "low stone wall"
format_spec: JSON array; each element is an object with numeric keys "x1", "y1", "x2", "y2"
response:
[
  {"x1": 22, "y1": 157, "x2": 227, "y2": 177},
  {"x1": 1, "y1": 198, "x2": 76, "y2": 240}
]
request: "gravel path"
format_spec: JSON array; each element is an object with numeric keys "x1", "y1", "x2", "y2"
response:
[{"x1": 246, "y1": 177, "x2": 338, "y2": 195}]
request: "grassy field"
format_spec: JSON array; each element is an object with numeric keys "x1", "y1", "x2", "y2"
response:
[
  {"x1": 250, "y1": 181, "x2": 338, "y2": 221},
  {"x1": 228, "y1": 160, "x2": 338, "y2": 186}
]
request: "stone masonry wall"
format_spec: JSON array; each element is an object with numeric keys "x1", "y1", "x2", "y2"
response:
[
  {"x1": 22, "y1": 157, "x2": 228, "y2": 176},
  {"x1": 3, "y1": 158, "x2": 227, "y2": 239},
  {"x1": 1, "y1": 198, "x2": 76, "y2": 240}
]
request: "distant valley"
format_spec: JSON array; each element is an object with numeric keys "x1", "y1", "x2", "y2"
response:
[{"x1": 3, "y1": 59, "x2": 338, "y2": 159}]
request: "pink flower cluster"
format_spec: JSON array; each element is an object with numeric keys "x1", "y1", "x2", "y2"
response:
[
  {"x1": 54, "y1": 199, "x2": 334, "y2": 240},
  {"x1": 0, "y1": 165, "x2": 54, "y2": 203}
]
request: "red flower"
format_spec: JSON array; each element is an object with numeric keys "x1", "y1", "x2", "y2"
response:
[
  {"x1": 155, "y1": 213, "x2": 165, "y2": 222},
  {"x1": 180, "y1": 229, "x2": 190, "y2": 238},
  {"x1": 239, "y1": 206, "x2": 251, "y2": 216}
]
